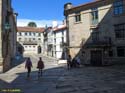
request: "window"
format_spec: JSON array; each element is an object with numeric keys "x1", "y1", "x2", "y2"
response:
[
  {"x1": 117, "y1": 47, "x2": 125, "y2": 57},
  {"x1": 29, "y1": 38, "x2": 31, "y2": 42},
  {"x1": 109, "y1": 50, "x2": 113, "y2": 57},
  {"x1": 29, "y1": 32, "x2": 31, "y2": 36},
  {"x1": 19, "y1": 38, "x2": 21, "y2": 41},
  {"x1": 38, "y1": 33, "x2": 41, "y2": 36},
  {"x1": 113, "y1": 0, "x2": 123, "y2": 15},
  {"x1": 62, "y1": 37, "x2": 64, "y2": 43},
  {"x1": 33, "y1": 32, "x2": 35, "y2": 36},
  {"x1": 92, "y1": 32, "x2": 99, "y2": 42},
  {"x1": 24, "y1": 38, "x2": 27, "y2": 41},
  {"x1": 19, "y1": 32, "x2": 22, "y2": 36},
  {"x1": 75, "y1": 12, "x2": 81, "y2": 22},
  {"x1": 25, "y1": 32, "x2": 27, "y2": 36},
  {"x1": 38, "y1": 38, "x2": 41, "y2": 40},
  {"x1": 91, "y1": 8, "x2": 98, "y2": 25},
  {"x1": 114, "y1": 23, "x2": 125, "y2": 39},
  {"x1": 54, "y1": 39, "x2": 56, "y2": 43}
]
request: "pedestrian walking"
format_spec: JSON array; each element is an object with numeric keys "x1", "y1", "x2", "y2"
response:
[
  {"x1": 67, "y1": 54, "x2": 72, "y2": 69},
  {"x1": 75, "y1": 56, "x2": 81, "y2": 67},
  {"x1": 25, "y1": 57, "x2": 32, "y2": 78},
  {"x1": 37, "y1": 57, "x2": 44, "y2": 78}
]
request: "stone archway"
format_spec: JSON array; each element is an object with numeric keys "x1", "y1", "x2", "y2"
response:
[{"x1": 38, "y1": 45, "x2": 41, "y2": 54}]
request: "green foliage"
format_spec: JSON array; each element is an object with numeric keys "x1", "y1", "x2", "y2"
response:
[{"x1": 27, "y1": 22, "x2": 37, "y2": 27}]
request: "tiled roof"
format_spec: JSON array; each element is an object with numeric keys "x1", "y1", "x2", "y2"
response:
[
  {"x1": 53, "y1": 26, "x2": 67, "y2": 32},
  {"x1": 17, "y1": 27, "x2": 45, "y2": 32}
]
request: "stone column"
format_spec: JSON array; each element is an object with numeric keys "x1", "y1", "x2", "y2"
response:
[
  {"x1": 0, "y1": 0, "x2": 3, "y2": 73},
  {"x1": 0, "y1": 0, "x2": 3, "y2": 65}
]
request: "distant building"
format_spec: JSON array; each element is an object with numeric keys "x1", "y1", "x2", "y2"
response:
[
  {"x1": 43, "y1": 21, "x2": 67, "y2": 59},
  {"x1": 53, "y1": 26, "x2": 67, "y2": 59},
  {"x1": 0, "y1": 0, "x2": 17, "y2": 72},
  {"x1": 17, "y1": 27, "x2": 44, "y2": 54},
  {"x1": 64, "y1": 0, "x2": 125, "y2": 65},
  {"x1": 43, "y1": 27, "x2": 52, "y2": 55}
]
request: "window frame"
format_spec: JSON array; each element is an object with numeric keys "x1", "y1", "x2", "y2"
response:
[
  {"x1": 38, "y1": 33, "x2": 41, "y2": 36},
  {"x1": 91, "y1": 31, "x2": 99, "y2": 42},
  {"x1": 18, "y1": 38, "x2": 22, "y2": 41},
  {"x1": 19, "y1": 32, "x2": 22, "y2": 36},
  {"x1": 113, "y1": 0, "x2": 124, "y2": 15},
  {"x1": 25, "y1": 32, "x2": 27, "y2": 36},
  {"x1": 74, "y1": 12, "x2": 81, "y2": 22},
  {"x1": 91, "y1": 8, "x2": 98, "y2": 20},
  {"x1": 117, "y1": 46, "x2": 125, "y2": 57},
  {"x1": 114, "y1": 23, "x2": 125, "y2": 39}
]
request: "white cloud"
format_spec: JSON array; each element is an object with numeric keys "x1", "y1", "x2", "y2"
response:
[{"x1": 17, "y1": 19, "x2": 63, "y2": 27}]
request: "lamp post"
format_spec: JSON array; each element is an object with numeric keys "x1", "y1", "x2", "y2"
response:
[
  {"x1": 4, "y1": 22, "x2": 11, "y2": 56},
  {"x1": 5, "y1": 23, "x2": 10, "y2": 30},
  {"x1": 2, "y1": 22, "x2": 11, "y2": 72}
]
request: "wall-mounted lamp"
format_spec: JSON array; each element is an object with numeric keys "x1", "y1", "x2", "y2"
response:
[{"x1": 5, "y1": 23, "x2": 10, "y2": 30}]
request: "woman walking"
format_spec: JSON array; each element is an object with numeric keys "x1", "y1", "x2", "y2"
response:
[
  {"x1": 25, "y1": 57, "x2": 32, "y2": 78},
  {"x1": 37, "y1": 57, "x2": 44, "y2": 78}
]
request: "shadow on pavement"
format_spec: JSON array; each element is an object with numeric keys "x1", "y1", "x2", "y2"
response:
[
  {"x1": 0, "y1": 66, "x2": 65, "y2": 93},
  {"x1": 1, "y1": 63, "x2": 125, "y2": 93}
]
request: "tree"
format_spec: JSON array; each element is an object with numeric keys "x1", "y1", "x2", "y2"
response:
[{"x1": 27, "y1": 22, "x2": 37, "y2": 27}]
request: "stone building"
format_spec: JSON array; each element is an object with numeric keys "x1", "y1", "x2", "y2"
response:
[
  {"x1": 0, "y1": 0, "x2": 17, "y2": 72},
  {"x1": 64, "y1": 0, "x2": 125, "y2": 66},
  {"x1": 43, "y1": 26, "x2": 52, "y2": 55},
  {"x1": 17, "y1": 27, "x2": 44, "y2": 54}
]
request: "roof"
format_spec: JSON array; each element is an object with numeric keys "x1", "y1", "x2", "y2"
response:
[
  {"x1": 53, "y1": 26, "x2": 67, "y2": 32},
  {"x1": 17, "y1": 27, "x2": 45, "y2": 32},
  {"x1": 70, "y1": 0, "x2": 103, "y2": 10}
]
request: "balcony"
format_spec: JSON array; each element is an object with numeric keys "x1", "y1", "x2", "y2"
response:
[
  {"x1": 90, "y1": 19, "x2": 98, "y2": 28},
  {"x1": 86, "y1": 37, "x2": 112, "y2": 48},
  {"x1": 23, "y1": 41, "x2": 37, "y2": 45}
]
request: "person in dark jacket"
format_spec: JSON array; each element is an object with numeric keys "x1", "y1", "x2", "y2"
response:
[
  {"x1": 25, "y1": 57, "x2": 32, "y2": 78},
  {"x1": 67, "y1": 54, "x2": 72, "y2": 69},
  {"x1": 37, "y1": 57, "x2": 44, "y2": 78}
]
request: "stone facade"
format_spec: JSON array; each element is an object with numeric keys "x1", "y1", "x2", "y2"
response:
[
  {"x1": 17, "y1": 27, "x2": 44, "y2": 54},
  {"x1": 64, "y1": 0, "x2": 125, "y2": 65},
  {"x1": 0, "y1": 0, "x2": 17, "y2": 72}
]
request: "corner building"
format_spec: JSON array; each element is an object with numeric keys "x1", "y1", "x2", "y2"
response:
[{"x1": 64, "y1": 0, "x2": 125, "y2": 66}]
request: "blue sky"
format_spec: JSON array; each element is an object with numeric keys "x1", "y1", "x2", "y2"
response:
[{"x1": 12, "y1": 0, "x2": 92, "y2": 27}]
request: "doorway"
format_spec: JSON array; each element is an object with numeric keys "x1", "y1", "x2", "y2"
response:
[
  {"x1": 90, "y1": 50, "x2": 102, "y2": 66},
  {"x1": 38, "y1": 46, "x2": 41, "y2": 54}
]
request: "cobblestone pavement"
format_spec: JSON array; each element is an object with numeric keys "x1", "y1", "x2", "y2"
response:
[
  {"x1": 0, "y1": 54, "x2": 125, "y2": 93},
  {"x1": 56, "y1": 65, "x2": 125, "y2": 93}
]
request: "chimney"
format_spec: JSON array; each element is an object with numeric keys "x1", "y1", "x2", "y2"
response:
[{"x1": 64, "y1": 2, "x2": 73, "y2": 10}]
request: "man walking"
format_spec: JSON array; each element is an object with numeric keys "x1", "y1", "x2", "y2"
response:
[{"x1": 37, "y1": 57, "x2": 44, "y2": 78}]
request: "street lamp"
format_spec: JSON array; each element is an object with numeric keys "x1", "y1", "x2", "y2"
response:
[
  {"x1": 4, "y1": 22, "x2": 11, "y2": 57},
  {"x1": 5, "y1": 23, "x2": 11, "y2": 30}
]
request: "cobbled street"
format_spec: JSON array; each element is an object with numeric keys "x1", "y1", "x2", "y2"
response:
[{"x1": 0, "y1": 54, "x2": 125, "y2": 93}]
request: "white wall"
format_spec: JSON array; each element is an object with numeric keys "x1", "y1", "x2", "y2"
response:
[
  {"x1": 54, "y1": 30, "x2": 67, "y2": 59},
  {"x1": 17, "y1": 31, "x2": 43, "y2": 54}
]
